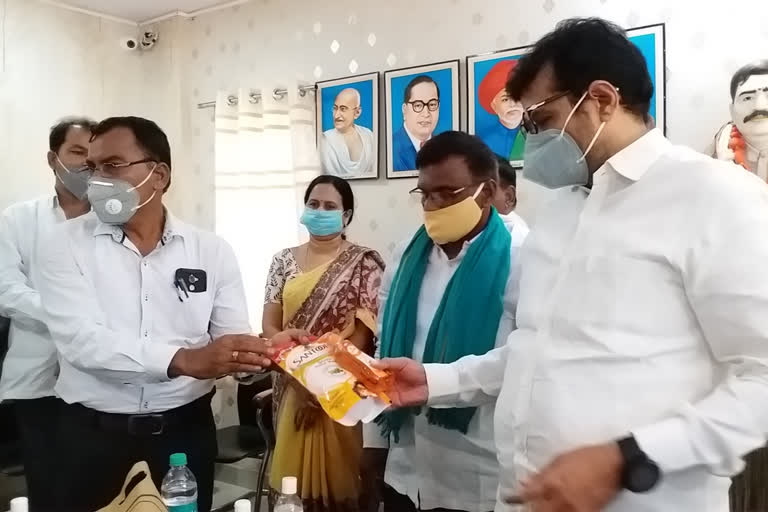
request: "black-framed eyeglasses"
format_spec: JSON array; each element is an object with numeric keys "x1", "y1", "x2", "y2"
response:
[
  {"x1": 87, "y1": 158, "x2": 157, "y2": 174},
  {"x1": 521, "y1": 91, "x2": 570, "y2": 134},
  {"x1": 407, "y1": 99, "x2": 440, "y2": 113},
  {"x1": 409, "y1": 183, "x2": 481, "y2": 205}
]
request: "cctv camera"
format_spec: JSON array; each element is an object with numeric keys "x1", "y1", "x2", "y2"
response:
[{"x1": 120, "y1": 37, "x2": 139, "y2": 51}]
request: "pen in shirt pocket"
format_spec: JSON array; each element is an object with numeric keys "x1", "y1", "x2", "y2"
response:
[{"x1": 175, "y1": 278, "x2": 190, "y2": 302}]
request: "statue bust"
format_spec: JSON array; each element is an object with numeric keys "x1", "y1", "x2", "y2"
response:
[{"x1": 714, "y1": 60, "x2": 768, "y2": 180}]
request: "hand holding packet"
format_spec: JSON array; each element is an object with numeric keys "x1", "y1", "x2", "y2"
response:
[{"x1": 270, "y1": 332, "x2": 392, "y2": 426}]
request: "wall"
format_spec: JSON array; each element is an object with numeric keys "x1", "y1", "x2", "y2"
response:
[
  {"x1": 0, "y1": 0, "x2": 187, "y2": 216},
  {"x1": 172, "y1": 0, "x2": 768, "y2": 261}
]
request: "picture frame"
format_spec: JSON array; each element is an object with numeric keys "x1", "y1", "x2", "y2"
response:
[
  {"x1": 384, "y1": 60, "x2": 461, "y2": 179},
  {"x1": 315, "y1": 71, "x2": 380, "y2": 180},
  {"x1": 467, "y1": 23, "x2": 666, "y2": 168},
  {"x1": 467, "y1": 46, "x2": 530, "y2": 168}
]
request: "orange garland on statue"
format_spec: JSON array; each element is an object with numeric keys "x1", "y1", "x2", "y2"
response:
[{"x1": 728, "y1": 124, "x2": 749, "y2": 170}]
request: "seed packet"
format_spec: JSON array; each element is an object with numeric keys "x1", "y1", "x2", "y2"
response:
[{"x1": 270, "y1": 332, "x2": 392, "y2": 426}]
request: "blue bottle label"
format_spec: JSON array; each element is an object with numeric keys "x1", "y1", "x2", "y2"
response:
[{"x1": 168, "y1": 504, "x2": 197, "y2": 512}]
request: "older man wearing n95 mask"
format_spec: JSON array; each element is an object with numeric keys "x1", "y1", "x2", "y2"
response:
[{"x1": 320, "y1": 87, "x2": 375, "y2": 178}]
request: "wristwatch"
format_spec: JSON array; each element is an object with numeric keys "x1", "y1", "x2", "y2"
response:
[{"x1": 617, "y1": 435, "x2": 661, "y2": 493}]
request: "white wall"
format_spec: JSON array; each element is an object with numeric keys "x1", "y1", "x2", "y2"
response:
[
  {"x1": 170, "y1": 0, "x2": 768, "y2": 260},
  {"x1": 0, "y1": 0, "x2": 185, "y2": 215},
  {"x1": 3, "y1": 0, "x2": 768, "y2": 260}
]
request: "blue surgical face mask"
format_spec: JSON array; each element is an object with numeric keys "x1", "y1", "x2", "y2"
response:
[
  {"x1": 301, "y1": 208, "x2": 344, "y2": 236},
  {"x1": 522, "y1": 91, "x2": 606, "y2": 189}
]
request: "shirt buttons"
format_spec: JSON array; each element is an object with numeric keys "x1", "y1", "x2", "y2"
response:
[
  {"x1": 143, "y1": 261, "x2": 148, "y2": 267},
  {"x1": 144, "y1": 294, "x2": 149, "y2": 302},
  {"x1": 143, "y1": 330, "x2": 148, "y2": 338}
]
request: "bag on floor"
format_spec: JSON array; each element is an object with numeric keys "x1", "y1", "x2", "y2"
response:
[{"x1": 97, "y1": 460, "x2": 167, "y2": 512}]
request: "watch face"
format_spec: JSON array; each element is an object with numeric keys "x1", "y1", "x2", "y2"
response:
[{"x1": 628, "y1": 461, "x2": 661, "y2": 493}]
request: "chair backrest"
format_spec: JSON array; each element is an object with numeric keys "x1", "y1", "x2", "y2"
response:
[{"x1": 237, "y1": 376, "x2": 272, "y2": 430}]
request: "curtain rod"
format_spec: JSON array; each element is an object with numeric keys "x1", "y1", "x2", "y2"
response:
[{"x1": 197, "y1": 85, "x2": 316, "y2": 109}]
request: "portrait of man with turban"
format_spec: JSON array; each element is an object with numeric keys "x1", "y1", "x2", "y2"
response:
[{"x1": 475, "y1": 59, "x2": 526, "y2": 163}]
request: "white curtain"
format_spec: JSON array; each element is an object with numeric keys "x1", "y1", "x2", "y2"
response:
[
  {"x1": 212, "y1": 84, "x2": 319, "y2": 428},
  {"x1": 214, "y1": 83, "x2": 319, "y2": 331}
]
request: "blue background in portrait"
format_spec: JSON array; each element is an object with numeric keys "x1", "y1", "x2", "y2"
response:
[
  {"x1": 320, "y1": 79, "x2": 374, "y2": 132},
  {"x1": 389, "y1": 68, "x2": 454, "y2": 137},
  {"x1": 472, "y1": 31, "x2": 659, "y2": 140}
]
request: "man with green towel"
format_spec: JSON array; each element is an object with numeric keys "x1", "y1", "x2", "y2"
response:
[{"x1": 368, "y1": 131, "x2": 521, "y2": 512}]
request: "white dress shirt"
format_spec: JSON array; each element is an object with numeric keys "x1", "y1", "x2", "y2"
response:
[
  {"x1": 425, "y1": 129, "x2": 768, "y2": 512},
  {"x1": 370, "y1": 220, "x2": 522, "y2": 512},
  {"x1": 37, "y1": 211, "x2": 250, "y2": 414},
  {"x1": 500, "y1": 211, "x2": 529, "y2": 251},
  {"x1": 0, "y1": 196, "x2": 65, "y2": 400}
]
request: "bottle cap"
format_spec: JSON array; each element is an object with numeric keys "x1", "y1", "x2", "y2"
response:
[
  {"x1": 10, "y1": 497, "x2": 29, "y2": 512},
  {"x1": 234, "y1": 499, "x2": 252, "y2": 512},
  {"x1": 169, "y1": 453, "x2": 188, "y2": 467},
  {"x1": 281, "y1": 476, "x2": 298, "y2": 495}
]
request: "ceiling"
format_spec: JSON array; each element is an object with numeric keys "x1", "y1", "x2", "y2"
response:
[{"x1": 43, "y1": 0, "x2": 246, "y2": 24}]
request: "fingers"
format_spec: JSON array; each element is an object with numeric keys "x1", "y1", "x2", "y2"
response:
[
  {"x1": 228, "y1": 335, "x2": 276, "y2": 357},
  {"x1": 372, "y1": 357, "x2": 412, "y2": 371},
  {"x1": 228, "y1": 363, "x2": 267, "y2": 374}
]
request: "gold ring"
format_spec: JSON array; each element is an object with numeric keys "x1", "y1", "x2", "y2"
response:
[{"x1": 232, "y1": 350, "x2": 239, "y2": 361}]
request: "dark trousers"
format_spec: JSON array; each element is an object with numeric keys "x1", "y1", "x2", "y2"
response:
[
  {"x1": 383, "y1": 485, "x2": 476, "y2": 512},
  {"x1": 15, "y1": 397, "x2": 63, "y2": 512},
  {"x1": 52, "y1": 392, "x2": 218, "y2": 512}
]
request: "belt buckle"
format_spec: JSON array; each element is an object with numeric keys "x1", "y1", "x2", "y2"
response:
[{"x1": 128, "y1": 414, "x2": 165, "y2": 436}]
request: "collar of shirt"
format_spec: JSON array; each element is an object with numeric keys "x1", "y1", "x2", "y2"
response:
[
  {"x1": 92, "y1": 209, "x2": 187, "y2": 245},
  {"x1": 404, "y1": 123, "x2": 429, "y2": 153},
  {"x1": 597, "y1": 128, "x2": 670, "y2": 183}
]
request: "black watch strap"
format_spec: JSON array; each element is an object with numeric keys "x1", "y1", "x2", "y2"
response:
[{"x1": 617, "y1": 435, "x2": 661, "y2": 493}]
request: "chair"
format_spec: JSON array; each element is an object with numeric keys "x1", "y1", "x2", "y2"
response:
[{"x1": 212, "y1": 378, "x2": 274, "y2": 512}]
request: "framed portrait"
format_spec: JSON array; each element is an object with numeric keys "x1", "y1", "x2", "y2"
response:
[
  {"x1": 467, "y1": 23, "x2": 666, "y2": 168},
  {"x1": 468, "y1": 46, "x2": 530, "y2": 168},
  {"x1": 316, "y1": 72, "x2": 379, "y2": 180},
  {"x1": 384, "y1": 60, "x2": 460, "y2": 179},
  {"x1": 626, "y1": 23, "x2": 666, "y2": 134}
]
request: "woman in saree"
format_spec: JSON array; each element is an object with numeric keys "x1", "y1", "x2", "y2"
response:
[{"x1": 262, "y1": 175, "x2": 385, "y2": 512}]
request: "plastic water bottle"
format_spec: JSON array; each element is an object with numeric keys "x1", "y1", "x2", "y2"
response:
[
  {"x1": 161, "y1": 453, "x2": 198, "y2": 512},
  {"x1": 9, "y1": 497, "x2": 28, "y2": 512},
  {"x1": 274, "y1": 476, "x2": 303, "y2": 512},
  {"x1": 234, "y1": 499, "x2": 252, "y2": 512}
]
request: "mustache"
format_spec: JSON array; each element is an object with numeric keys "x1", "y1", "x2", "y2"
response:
[{"x1": 745, "y1": 110, "x2": 768, "y2": 123}]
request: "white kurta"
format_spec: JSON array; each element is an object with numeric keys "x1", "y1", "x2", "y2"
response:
[
  {"x1": 320, "y1": 125, "x2": 375, "y2": 178},
  {"x1": 368, "y1": 219, "x2": 523, "y2": 512},
  {"x1": 426, "y1": 129, "x2": 768, "y2": 512}
]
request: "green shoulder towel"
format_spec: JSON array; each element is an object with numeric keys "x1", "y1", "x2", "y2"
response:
[{"x1": 377, "y1": 209, "x2": 511, "y2": 441}]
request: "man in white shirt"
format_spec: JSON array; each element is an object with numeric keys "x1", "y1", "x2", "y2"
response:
[
  {"x1": 378, "y1": 18, "x2": 768, "y2": 512},
  {"x1": 492, "y1": 154, "x2": 529, "y2": 250},
  {"x1": 393, "y1": 76, "x2": 441, "y2": 172},
  {"x1": 0, "y1": 117, "x2": 95, "y2": 511},
  {"x1": 36, "y1": 116, "x2": 274, "y2": 512},
  {"x1": 372, "y1": 131, "x2": 521, "y2": 512}
]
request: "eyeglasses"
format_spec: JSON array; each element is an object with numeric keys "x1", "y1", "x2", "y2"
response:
[
  {"x1": 409, "y1": 184, "x2": 477, "y2": 205},
  {"x1": 87, "y1": 159, "x2": 157, "y2": 174},
  {"x1": 521, "y1": 91, "x2": 570, "y2": 134},
  {"x1": 407, "y1": 99, "x2": 440, "y2": 113}
]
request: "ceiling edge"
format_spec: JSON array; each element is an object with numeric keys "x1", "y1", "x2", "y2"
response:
[{"x1": 38, "y1": 0, "x2": 251, "y2": 27}]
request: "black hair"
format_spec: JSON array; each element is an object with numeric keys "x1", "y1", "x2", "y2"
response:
[
  {"x1": 404, "y1": 75, "x2": 440, "y2": 104},
  {"x1": 304, "y1": 175, "x2": 355, "y2": 225},
  {"x1": 49, "y1": 116, "x2": 96, "y2": 153},
  {"x1": 495, "y1": 154, "x2": 516, "y2": 188},
  {"x1": 416, "y1": 131, "x2": 499, "y2": 180},
  {"x1": 506, "y1": 17, "x2": 653, "y2": 119},
  {"x1": 730, "y1": 60, "x2": 768, "y2": 100},
  {"x1": 90, "y1": 116, "x2": 172, "y2": 192}
]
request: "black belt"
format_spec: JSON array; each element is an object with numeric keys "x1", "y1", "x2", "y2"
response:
[{"x1": 67, "y1": 390, "x2": 215, "y2": 437}]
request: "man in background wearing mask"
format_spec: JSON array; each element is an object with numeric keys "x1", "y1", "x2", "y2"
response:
[
  {"x1": 36, "y1": 116, "x2": 274, "y2": 512},
  {"x1": 368, "y1": 131, "x2": 518, "y2": 512},
  {"x1": 377, "y1": 18, "x2": 768, "y2": 512},
  {"x1": 492, "y1": 155, "x2": 529, "y2": 250},
  {"x1": 0, "y1": 116, "x2": 95, "y2": 511}
]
